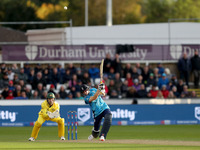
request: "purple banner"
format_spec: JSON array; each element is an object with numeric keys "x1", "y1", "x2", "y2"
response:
[{"x1": 2, "y1": 45, "x2": 200, "y2": 62}]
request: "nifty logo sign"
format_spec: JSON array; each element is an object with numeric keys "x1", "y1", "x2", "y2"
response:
[
  {"x1": 77, "y1": 108, "x2": 90, "y2": 122},
  {"x1": 0, "y1": 110, "x2": 18, "y2": 122},
  {"x1": 194, "y1": 107, "x2": 200, "y2": 120},
  {"x1": 111, "y1": 109, "x2": 136, "y2": 121}
]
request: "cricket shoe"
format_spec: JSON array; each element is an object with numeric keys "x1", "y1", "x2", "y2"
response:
[
  {"x1": 28, "y1": 137, "x2": 35, "y2": 141},
  {"x1": 60, "y1": 136, "x2": 65, "y2": 140},
  {"x1": 88, "y1": 134, "x2": 94, "y2": 141},
  {"x1": 99, "y1": 136, "x2": 105, "y2": 141}
]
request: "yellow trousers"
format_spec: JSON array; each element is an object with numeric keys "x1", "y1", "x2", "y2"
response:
[{"x1": 31, "y1": 115, "x2": 65, "y2": 139}]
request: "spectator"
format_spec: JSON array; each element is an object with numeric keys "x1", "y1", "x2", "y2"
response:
[
  {"x1": 80, "y1": 64, "x2": 88, "y2": 74},
  {"x1": 177, "y1": 53, "x2": 192, "y2": 87},
  {"x1": 31, "y1": 91, "x2": 40, "y2": 99},
  {"x1": 103, "y1": 74, "x2": 110, "y2": 87},
  {"x1": 28, "y1": 69, "x2": 35, "y2": 85},
  {"x1": 131, "y1": 66, "x2": 139, "y2": 80},
  {"x1": 126, "y1": 73, "x2": 134, "y2": 87},
  {"x1": 107, "y1": 67, "x2": 115, "y2": 79},
  {"x1": 7, "y1": 68, "x2": 15, "y2": 81},
  {"x1": 121, "y1": 80, "x2": 128, "y2": 98},
  {"x1": 133, "y1": 79, "x2": 141, "y2": 91},
  {"x1": 161, "y1": 85, "x2": 169, "y2": 98},
  {"x1": 148, "y1": 64, "x2": 154, "y2": 74},
  {"x1": 153, "y1": 68, "x2": 160, "y2": 82},
  {"x1": 107, "y1": 79, "x2": 118, "y2": 97},
  {"x1": 142, "y1": 66, "x2": 150, "y2": 85},
  {"x1": 1, "y1": 86, "x2": 9, "y2": 99},
  {"x1": 149, "y1": 84, "x2": 158, "y2": 98},
  {"x1": 48, "y1": 84, "x2": 56, "y2": 96},
  {"x1": 76, "y1": 68, "x2": 83, "y2": 81},
  {"x1": 157, "y1": 63, "x2": 165, "y2": 75},
  {"x1": 109, "y1": 90, "x2": 119, "y2": 99},
  {"x1": 81, "y1": 72, "x2": 91, "y2": 85},
  {"x1": 104, "y1": 53, "x2": 112, "y2": 74},
  {"x1": 50, "y1": 67, "x2": 60, "y2": 88},
  {"x1": 24, "y1": 63, "x2": 30, "y2": 75},
  {"x1": 112, "y1": 53, "x2": 122, "y2": 74},
  {"x1": 191, "y1": 50, "x2": 200, "y2": 88},
  {"x1": 147, "y1": 73, "x2": 157, "y2": 87},
  {"x1": 8, "y1": 80, "x2": 15, "y2": 91},
  {"x1": 168, "y1": 91, "x2": 176, "y2": 98},
  {"x1": 136, "y1": 84, "x2": 147, "y2": 98},
  {"x1": 135, "y1": 63, "x2": 143, "y2": 75},
  {"x1": 36, "y1": 83, "x2": 44, "y2": 98},
  {"x1": 19, "y1": 79, "x2": 26, "y2": 91},
  {"x1": 126, "y1": 87, "x2": 137, "y2": 98},
  {"x1": 114, "y1": 73, "x2": 123, "y2": 94},
  {"x1": 47, "y1": 64, "x2": 53, "y2": 75},
  {"x1": 68, "y1": 74, "x2": 78, "y2": 89},
  {"x1": 67, "y1": 63, "x2": 77, "y2": 75},
  {"x1": 177, "y1": 79, "x2": 184, "y2": 94},
  {"x1": 59, "y1": 86, "x2": 68, "y2": 99},
  {"x1": 11, "y1": 63, "x2": 19, "y2": 74},
  {"x1": 1, "y1": 62, "x2": 7, "y2": 73},
  {"x1": 75, "y1": 80, "x2": 83, "y2": 92},
  {"x1": 13, "y1": 74, "x2": 20, "y2": 85},
  {"x1": 76, "y1": 92, "x2": 83, "y2": 99},
  {"x1": 182, "y1": 85, "x2": 191, "y2": 98},
  {"x1": 6, "y1": 90, "x2": 14, "y2": 100},
  {"x1": 43, "y1": 68, "x2": 51, "y2": 84},
  {"x1": 190, "y1": 91, "x2": 197, "y2": 98},
  {"x1": 34, "y1": 63, "x2": 42, "y2": 74},
  {"x1": 123, "y1": 63, "x2": 132, "y2": 78},
  {"x1": 164, "y1": 68, "x2": 172, "y2": 81},
  {"x1": 138, "y1": 75, "x2": 143, "y2": 85},
  {"x1": 57, "y1": 63, "x2": 65, "y2": 79},
  {"x1": 158, "y1": 73, "x2": 169, "y2": 89},
  {"x1": 18, "y1": 68, "x2": 28, "y2": 83},
  {"x1": 13, "y1": 85, "x2": 22, "y2": 97},
  {"x1": 156, "y1": 90, "x2": 164, "y2": 99},
  {"x1": 88, "y1": 64, "x2": 100, "y2": 81},
  {"x1": 14, "y1": 91, "x2": 28, "y2": 100},
  {"x1": 0, "y1": 72, "x2": 9, "y2": 88},
  {"x1": 32, "y1": 72, "x2": 46, "y2": 90},
  {"x1": 172, "y1": 86, "x2": 180, "y2": 98},
  {"x1": 66, "y1": 92, "x2": 73, "y2": 99},
  {"x1": 170, "y1": 74, "x2": 178, "y2": 87},
  {"x1": 41, "y1": 91, "x2": 48, "y2": 99},
  {"x1": 62, "y1": 69, "x2": 71, "y2": 84},
  {"x1": 25, "y1": 86, "x2": 32, "y2": 99}
]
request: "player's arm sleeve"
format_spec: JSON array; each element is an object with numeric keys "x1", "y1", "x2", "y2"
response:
[{"x1": 89, "y1": 89, "x2": 101, "y2": 103}]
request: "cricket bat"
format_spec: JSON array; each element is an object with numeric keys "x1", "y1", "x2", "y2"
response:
[{"x1": 100, "y1": 59, "x2": 104, "y2": 84}]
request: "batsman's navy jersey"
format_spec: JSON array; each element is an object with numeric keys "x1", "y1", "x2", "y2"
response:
[{"x1": 84, "y1": 88, "x2": 109, "y2": 117}]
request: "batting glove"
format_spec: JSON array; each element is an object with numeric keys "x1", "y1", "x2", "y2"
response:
[{"x1": 98, "y1": 83, "x2": 105, "y2": 91}]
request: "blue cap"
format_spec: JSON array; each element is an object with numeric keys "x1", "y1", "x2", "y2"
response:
[{"x1": 162, "y1": 73, "x2": 166, "y2": 77}]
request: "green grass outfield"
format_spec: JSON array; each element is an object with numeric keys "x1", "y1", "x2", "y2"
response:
[{"x1": 0, "y1": 125, "x2": 200, "y2": 150}]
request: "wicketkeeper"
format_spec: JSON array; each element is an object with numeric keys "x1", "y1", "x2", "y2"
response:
[
  {"x1": 81, "y1": 84, "x2": 112, "y2": 141},
  {"x1": 28, "y1": 92, "x2": 65, "y2": 141}
]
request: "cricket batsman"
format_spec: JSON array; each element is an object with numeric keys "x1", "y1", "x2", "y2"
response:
[
  {"x1": 28, "y1": 92, "x2": 65, "y2": 141},
  {"x1": 80, "y1": 84, "x2": 112, "y2": 141}
]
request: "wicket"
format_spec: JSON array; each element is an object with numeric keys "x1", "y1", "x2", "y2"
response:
[{"x1": 67, "y1": 111, "x2": 78, "y2": 140}]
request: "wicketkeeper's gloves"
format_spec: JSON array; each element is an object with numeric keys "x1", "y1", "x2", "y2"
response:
[{"x1": 47, "y1": 110, "x2": 60, "y2": 119}]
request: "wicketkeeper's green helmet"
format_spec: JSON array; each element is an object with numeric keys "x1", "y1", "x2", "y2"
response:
[{"x1": 47, "y1": 92, "x2": 55, "y2": 99}]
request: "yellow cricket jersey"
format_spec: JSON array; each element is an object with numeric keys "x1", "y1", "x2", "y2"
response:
[{"x1": 39, "y1": 100, "x2": 60, "y2": 119}]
